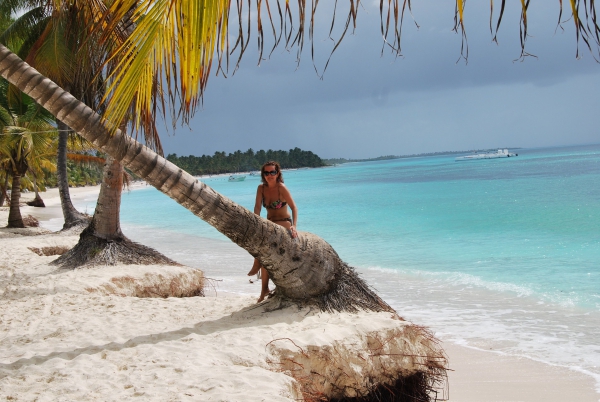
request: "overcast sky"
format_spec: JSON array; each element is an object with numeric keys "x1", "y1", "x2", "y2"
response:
[{"x1": 159, "y1": 1, "x2": 600, "y2": 159}]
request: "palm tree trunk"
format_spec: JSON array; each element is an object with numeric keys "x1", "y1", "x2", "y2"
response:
[
  {"x1": 90, "y1": 155, "x2": 124, "y2": 240},
  {"x1": 53, "y1": 133, "x2": 177, "y2": 268},
  {"x1": 0, "y1": 43, "x2": 390, "y2": 311},
  {"x1": 56, "y1": 121, "x2": 89, "y2": 228},
  {"x1": 7, "y1": 174, "x2": 24, "y2": 228}
]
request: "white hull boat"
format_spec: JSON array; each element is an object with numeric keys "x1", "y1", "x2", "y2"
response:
[{"x1": 456, "y1": 149, "x2": 518, "y2": 161}]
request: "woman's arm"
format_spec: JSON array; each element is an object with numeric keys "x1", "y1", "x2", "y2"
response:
[
  {"x1": 280, "y1": 184, "x2": 298, "y2": 229},
  {"x1": 253, "y1": 185, "x2": 263, "y2": 215}
]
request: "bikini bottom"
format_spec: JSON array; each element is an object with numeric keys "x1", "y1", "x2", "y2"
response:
[{"x1": 268, "y1": 217, "x2": 292, "y2": 224}]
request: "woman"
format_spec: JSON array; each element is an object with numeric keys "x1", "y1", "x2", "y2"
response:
[{"x1": 247, "y1": 161, "x2": 298, "y2": 302}]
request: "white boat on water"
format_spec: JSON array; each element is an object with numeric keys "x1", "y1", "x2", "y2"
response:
[
  {"x1": 228, "y1": 175, "x2": 246, "y2": 182},
  {"x1": 455, "y1": 149, "x2": 518, "y2": 161}
]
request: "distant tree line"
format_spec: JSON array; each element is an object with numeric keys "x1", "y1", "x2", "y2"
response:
[
  {"x1": 166, "y1": 147, "x2": 326, "y2": 175},
  {"x1": 41, "y1": 158, "x2": 104, "y2": 188}
]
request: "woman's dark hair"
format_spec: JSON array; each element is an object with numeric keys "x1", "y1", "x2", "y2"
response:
[{"x1": 261, "y1": 161, "x2": 284, "y2": 186}]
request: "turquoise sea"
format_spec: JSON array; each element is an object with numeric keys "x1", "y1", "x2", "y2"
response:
[{"x1": 68, "y1": 144, "x2": 600, "y2": 391}]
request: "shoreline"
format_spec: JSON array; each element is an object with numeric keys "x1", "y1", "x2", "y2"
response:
[{"x1": 1, "y1": 186, "x2": 599, "y2": 400}]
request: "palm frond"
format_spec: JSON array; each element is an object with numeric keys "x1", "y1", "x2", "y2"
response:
[
  {"x1": 27, "y1": 19, "x2": 76, "y2": 85},
  {"x1": 566, "y1": 0, "x2": 600, "y2": 60},
  {"x1": 0, "y1": 7, "x2": 48, "y2": 51},
  {"x1": 460, "y1": 0, "x2": 600, "y2": 62},
  {"x1": 67, "y1": 133, "x2": 97, "y2": 152},
  {"x1": 452, "y1": 0, "x2": 468, "y2": 63},
  {"x1": 36, "y1": 158, "x2": 57, "y2": 172},
  {"x1": 100, "y1": 0, "x2": 366, "y2": 136},
  {"x1": 0, "y1": 85, "x2": 12, "y2": 125},
  {"x1": 67, "y1": 152, "x2": 105, "y2": 165},
  {"x1": 101, "y1": 0, "x2": 228, "y2": 130}
]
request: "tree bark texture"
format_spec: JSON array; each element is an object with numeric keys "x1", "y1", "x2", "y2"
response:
[
  {"x1": 0, "y1": 44, "x2": 391, "y2": 310},
  {"x1": 56, "y1": 121, "x2": 89, "y2": 228},
  {"x1": 7, "y1": 175, "x2": 24, "y2": 228},
  {"x1": 91, "y1": 155, "x2": 124, "y2": 240}
]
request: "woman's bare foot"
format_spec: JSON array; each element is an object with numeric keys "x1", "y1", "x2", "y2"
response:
[{"x1": 257, "y1": 289, "x2": 271, "y2": 303}]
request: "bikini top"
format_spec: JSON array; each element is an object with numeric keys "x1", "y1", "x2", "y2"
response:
[{"x1": 262, "y1": 185, "x2": 287, "y2": 210}]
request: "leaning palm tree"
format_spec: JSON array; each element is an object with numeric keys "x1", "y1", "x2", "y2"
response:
[
  {"x1": 0, "y1": 45, "x2": 390, "y2": 310},
  {"x1": 2, "y1": 1, "x2": 600, "y2": 308}
]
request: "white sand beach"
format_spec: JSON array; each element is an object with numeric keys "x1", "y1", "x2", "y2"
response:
[{"x1": 1, "y1": 186, "x2": 598, "y2": 401}]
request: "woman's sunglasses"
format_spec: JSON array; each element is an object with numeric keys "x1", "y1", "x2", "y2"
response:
[{"x1": 263, "y1": 170, "x2": 278, "y2": 176}]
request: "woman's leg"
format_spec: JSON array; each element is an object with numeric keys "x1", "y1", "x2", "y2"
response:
[
  {"x1": 254, "y1": 219, "x2": 292, "y2": 302},
  {"x1": 247, "y1": 258, "x2": 261, "y2": 276},
  {"x1": 257, "y1": 267, "x2": 270, "y2": 302}
]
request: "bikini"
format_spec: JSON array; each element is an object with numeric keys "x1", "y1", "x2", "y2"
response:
[{"x1": 262, "y1": 185, "x2": 292, "y2": 224}]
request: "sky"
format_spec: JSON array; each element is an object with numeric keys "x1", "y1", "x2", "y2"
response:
[{"x1": 159, "y1": 1, "x2": 600, "y2": 160}]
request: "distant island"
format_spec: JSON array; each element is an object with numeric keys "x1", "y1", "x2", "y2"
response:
[
  {"x1": 166, "y1": 147, "x2": 326, "y2": 176},
  {"x1": 166, "y1": 147, "x2": 522, "y2": 176},
  {"x1": 323, "y1": 148, "x2": 521, "y2": 165}
]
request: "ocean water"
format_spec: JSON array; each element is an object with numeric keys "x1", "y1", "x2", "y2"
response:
[{"x1": 69, "y1": 144, "x2": 600, "y2": 391}]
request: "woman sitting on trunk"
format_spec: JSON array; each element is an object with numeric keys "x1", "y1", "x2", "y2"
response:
[{"x1": 247, "y1": 161, "x2": 298, "y2": 302}]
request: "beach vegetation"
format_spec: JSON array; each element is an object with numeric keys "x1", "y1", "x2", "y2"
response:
[
  {"x1": 64, "y1": 157, "x2": 103, "y2": 187},
  {"x1": 0, "y1": 77, "x2": 57, "y2": 228},
  {"x1": 167, "y1": 147, "x2": 325, "y2": 176}
]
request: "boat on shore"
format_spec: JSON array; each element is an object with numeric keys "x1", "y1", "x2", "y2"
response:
[
  {"x1": 228, "y1": 175, "x2": 246, "y2": 182},
  {"x1": 455, "y1": 149, "x2": 518, "y2": 161}
]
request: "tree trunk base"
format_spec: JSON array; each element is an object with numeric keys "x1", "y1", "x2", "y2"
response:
[
  {"x1": 61, "y1": 213, "x2": 92, "y2": 230},
  {"x1": 26, "y1": 196, "x2": 45, "y2": 207},
  {"x1": 265, "y1": 264, "x2": 396, "y2": 314},
  {"x1": 51, "y1": 226, "x2": 181, "y2": 269}
]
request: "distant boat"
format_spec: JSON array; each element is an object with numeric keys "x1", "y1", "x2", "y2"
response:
[
  {"x1": 455, "y1": 149, "x2": 518, "y2": 161},
  {"x1": 228, "y1": 175, "x2": 246, "y2": 182},
  {"x1": 248, "y1": 171, "x2": 260, "y2": 176}
]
